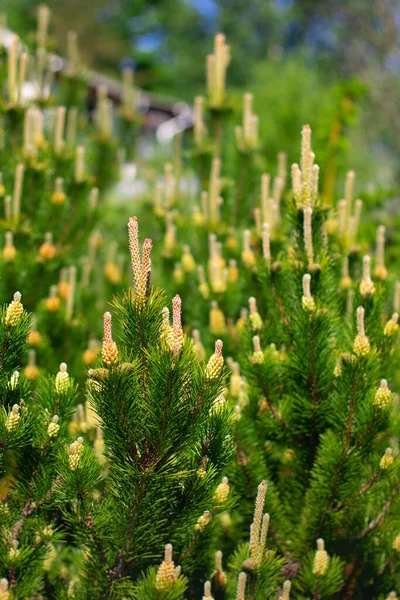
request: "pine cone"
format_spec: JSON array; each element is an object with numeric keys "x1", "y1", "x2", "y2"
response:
[
  {"x1": 48, "y1": 416, "x2": 60, "y2": 438},
  {"x1": 393, "y1": 534, "x2": 400, "y2": 552},
  {"x1": 206, "y1": 355, "x2": 223, "y2": 380},
  {"x1": 252, "y1": 351, "x2": 264, "y2": 364},
  {"x1": 353, "y1": 335, "x2": 370, "y2": 357},
  {"x1": 46, "y1": 296, "x2": 61, "y2": 312},
  {"x1": 102, "y1": 341, "x2": 119, "y2": 367},
  {"x1": 384, "y1": 318, "x2": 398, "y2": 336},
  {"x1": 313, "y1": 549, "x2": 329, "y2": 575},
  {"x1": 5, "y1": 405, "x2": 20, "y2": 432},
  {"x1": 3, "y1": 246, "x2": 16, "y2": 262},
  {"x1": 5, "y1": 292, "x2": 23, "y2": 326},
  {"x1": 359, "y1": 279, "x2": 375, "y2": 298},
  {"x1": 374, "y1": 265, "x2": 387, "y2": 280},
  {"x1": 51, "y1": 190, "x2": 66, "y2": 205},
  {"x1": 302, "y1": 295, "x2": 315, "y2": 312},
  {"x1": 155, "y1": 561, "x2": 176, "y2": 591},
  {"x1": 56, "y1": 364, "x2": 69, "y2": 394},
  {"x1": 249, "y1": 311, "x2": 263, "y2": 330},
  {"x1": 374, "y1": 383, "x2": 391, "y2": 408},
  {"x1": 214, "y1": 477, "x2": 230, "y2": 504}
]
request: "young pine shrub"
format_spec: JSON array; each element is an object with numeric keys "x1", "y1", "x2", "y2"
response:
[
  {"x1": 229, "y1": 127, "x2": 400, "y2": 599},
  {"x1": 50, "y1": 217, "x2": 234, "y2": 597}
]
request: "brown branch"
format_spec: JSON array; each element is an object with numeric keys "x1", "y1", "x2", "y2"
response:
[
  {"x1": 378, "y1": 553, "x2": 393, "y2": 577},
  {"x1": 9, "y1": 475, "x2": 62, "y2": 591},
  {"x1": 271, "y1": 281, "x2": 289, "y2": 328},
  {"x1": 332, "y1": 472, "x2": 380, "y2": 513},
  {"x1": 347, "y1": 412, "x2": 377, "y2": 456},
  {"x1": 11, "y1": 475, "x2": 62, "y2": 541},
  {"x1": 259, "y1": 381, "x2": 286, "y2": 427},
  {"x1": 344, "y1": 370, "x2": 358, "y2": 449},
  {"x1": 109, "y1": 477, "x2": 146, "y2": 581},
  {"x1": 357, "y1": 482, "x2": 400, "y2": 540}
]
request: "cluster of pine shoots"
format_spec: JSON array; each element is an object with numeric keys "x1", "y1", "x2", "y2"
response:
[{"x1": 0, "y1": 13, "x2": 399, "y2": 600}]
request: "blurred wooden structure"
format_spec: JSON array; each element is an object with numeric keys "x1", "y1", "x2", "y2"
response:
[{"x1": 0, "y1": 24, "x2": 193, "y2": 138}]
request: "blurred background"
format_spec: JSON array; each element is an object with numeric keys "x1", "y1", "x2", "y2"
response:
[{"x1": 3, "y1": 0, "x2": 400, "y2": 190}]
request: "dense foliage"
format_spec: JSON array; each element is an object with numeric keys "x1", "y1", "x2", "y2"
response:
[{"x1": 0, "y1": 8, "x2": 400, "y2": 600}]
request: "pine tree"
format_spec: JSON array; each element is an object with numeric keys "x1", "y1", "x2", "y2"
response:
[
  {"x1": 58, "y1": 217, "x2": 234, "y2": 597},
  {"x1": 224, "y1": 127, "x2": 400, "y2": 598}
]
